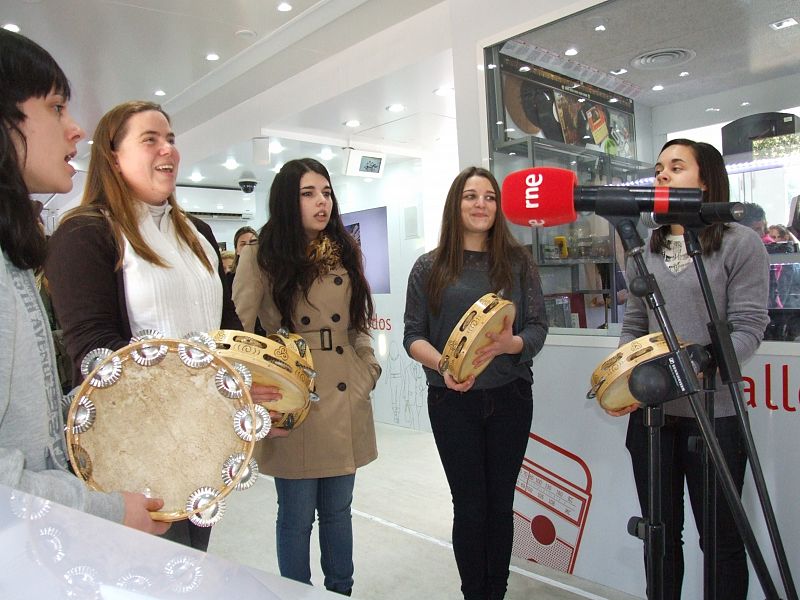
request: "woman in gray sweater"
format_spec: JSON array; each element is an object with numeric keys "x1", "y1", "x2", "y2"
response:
[
  {"x1": 609, "y1": 139, "x2": 769, "y2": 599},
  {"x1": 403, "y1": 167, "x2": 548, "y2": 600},
  {"x1": 0, "y1": 29, "x2": 167, "y2": 535}
]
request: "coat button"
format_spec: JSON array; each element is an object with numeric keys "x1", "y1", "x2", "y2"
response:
[
  {"x1": 337, "y1": 382, "x2": 346, "y2": 391},
  {"x1": 336, "y1": 346, "x2": 343, "y2": 354},
  {"x1": 331, "y1": 313, "x2": 341, "y2": 322},
  {"x1": 301, "y1": 316, "x2": 310, "y2": 325},
  {"x1": 334, "y1": 276, "x2": 343, "y2": 285}
]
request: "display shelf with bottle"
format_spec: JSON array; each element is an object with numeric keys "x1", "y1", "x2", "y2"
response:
[{"x1": 493, "y1": 137, "x2": 652, "y2": 330}]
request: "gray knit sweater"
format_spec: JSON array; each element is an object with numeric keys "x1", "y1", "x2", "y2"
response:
[
  {"x1": 403, "y1": 249, "x2": 548, "y2": 389},
  {"x1": 0, "y1": 251, "x2": 123, "y2": 521},
  {"x1": 620, "y1": 223, "x2": 769, "y2": 417}
]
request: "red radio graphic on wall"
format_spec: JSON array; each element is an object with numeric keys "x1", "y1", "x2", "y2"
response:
[{"x1": 512, "y1": 433, "x2": 593, "y2": 574}]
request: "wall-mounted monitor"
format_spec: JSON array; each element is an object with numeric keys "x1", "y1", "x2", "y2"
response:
[{"x1": 344, "y1": 148, "x2": 386, "y2": 178}]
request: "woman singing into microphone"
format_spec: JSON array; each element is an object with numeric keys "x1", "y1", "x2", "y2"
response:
[
  {"x1": 403, "y1": 167, "x2": 548, "y2": 600},
  {"x1": 608, "y1": 139, "x2": 769, "y2": 599}
]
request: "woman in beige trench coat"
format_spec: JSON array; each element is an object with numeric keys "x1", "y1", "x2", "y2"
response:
[{"x1": 233, "y1": 158, "x2": 380, "y2": 597}]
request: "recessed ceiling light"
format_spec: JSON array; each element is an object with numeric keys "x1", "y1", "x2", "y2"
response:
[
  {"x1": 277, "y1": 2, "x2": 292, "y2": 12},
  {"x1": 594, "y1": 25, "x2": 606, "y2": 32},
  {"x1": 386, "y1": 103, "x2": 405, "y2": 113},
  {"x1": 652, "y1": 84, "x2": 664, "y2": 91},
  {"x1": 741, "y1": 101, "x2": 751, "y2": 107},
  {"x1": 433, "y1": 87, "x2": 454, "y2": 97},
  {"x1": 679, "y1": 71, "x2": 690, "y2": 77},
  {"x1": 518, "y1": 66, "x2": 531, "y2": 73},
  {"x1": 344, "y1": 119, "x2": 360, "y2": 128},
  {"x1": 189, "y1": 170, "x2": 204, "y2": 183},
  {"x1": 2, "y1": 23, "x2": 20, "y2": 32},
  {"x1": 269, "y1": 141, "x2": 285, "y2": 154},
  {"x1": 487, "y1": 63, "x2": 497, "y2": 70},
  {"x1": 565, "y1": 48, "x2": 578, "y2": 56},
  {"x1": 319, "y1": 148, "x2": 335, "y2": 160},
  {"x1": 235, "y1": 29, "x2": 256, "y2": 39},
  {"x1": 206, "y1": 53, "x2": 220, "y2": 61},
  {"x1": 770, "y1": 17, "x2": 798, "y2": 31},
  {"x1": 610, "y1": 68, "x2": 627, "y2": 75},
  {"x1": 154, "y1": 89, "x2": 166, "y2": 97},
  {"x1": 223, "y1": 158, "x2": 240, "y2": 170},
  {"x1": 609, "y1": 98, "x2": 619, "y2": 103},
  {"x1": 705, "y1": 107, "x2": 720, "y2": 112}
]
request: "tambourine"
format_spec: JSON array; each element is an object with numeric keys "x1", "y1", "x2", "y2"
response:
[
  {"x1": 66, "y1": 331, "x2": 269, "y2": 527},
  {"x1": 587, "y1": 333, "x2": 684, "y2": 411},
  {"x1": 438, "y1": 293, "x2": 516, "y2": 384},
  {"x1": 209, "y1": 329, "x2": 317, "y2": 429}
]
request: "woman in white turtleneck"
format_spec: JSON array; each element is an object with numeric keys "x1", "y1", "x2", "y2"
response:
[{"x1": 46, "y1": 101, "x2": 241, "y2": 552}]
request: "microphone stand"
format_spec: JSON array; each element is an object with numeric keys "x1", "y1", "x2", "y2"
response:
[
  {"x1": 605, "y1": 216, "x2": 785, "y2": 600},
  {"x1": 682, "y1": 226, "x2": 797, "y2": 600}
]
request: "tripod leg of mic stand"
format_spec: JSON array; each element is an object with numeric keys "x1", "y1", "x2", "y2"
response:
[
  {"x1": 700, "y1": 376, "x2": 716, "y2": 600},
  {"x1": 644, "y1": 405, "x2": 665, "y2": 600}
]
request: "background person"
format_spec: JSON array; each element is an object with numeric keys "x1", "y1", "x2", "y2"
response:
[
  {"x1": 45, "y1": 100, "x2": 241, "y2": 550},
  {"x1": 233, "y1": 158, "x2": 380, "y2": 597},
  {"x1": 403, "y1": 166, "x2": 548, "y2": 600},
  {"x1": 0, "y1": 29, "x2": 168, "y2": 535},
  {"x1": 608, "y1": 139, "x2": 769, "y2": 599}
]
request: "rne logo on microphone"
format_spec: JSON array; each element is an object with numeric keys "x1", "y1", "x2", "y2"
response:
[{"x1": 525, "y1": 172, "x2": 543, "y2": 209}]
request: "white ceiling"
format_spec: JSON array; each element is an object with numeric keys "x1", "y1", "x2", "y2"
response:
[{"x1": 6, "y1": 0, "x2": 800, "y2": 195}]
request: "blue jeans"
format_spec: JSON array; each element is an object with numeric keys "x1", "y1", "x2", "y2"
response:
[
  {"x1": 626, "y1": 411, "x2": 749, "y2": 600},
  {"x1": 428, "y1": 378, "x2": 533, "y2": 600},
  {"x1": 274, "y1": 475, "x2": 355, "y2": 594}
]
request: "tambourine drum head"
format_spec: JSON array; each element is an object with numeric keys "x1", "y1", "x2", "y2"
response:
[{"x1": 67, "y1": 340, "x2": 255, "y2": 522}]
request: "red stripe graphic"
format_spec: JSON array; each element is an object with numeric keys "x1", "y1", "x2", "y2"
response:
[{"x1": 653, "y1": 187, "x2": 670, "y2": 213}]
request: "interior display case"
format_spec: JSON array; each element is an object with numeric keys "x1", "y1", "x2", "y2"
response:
[{"x1": 492, "y1": 136, "x2": 652, "y2": 331}]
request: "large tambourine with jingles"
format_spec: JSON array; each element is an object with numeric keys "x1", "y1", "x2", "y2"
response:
[
  {"x1": 209, "y1": 329, "x2": 318, "y2": 430},
  {"x1": 65, "y1": 331, "x2": 270, "y2": 527},
  {"x1": 587, "y1": 333, "x2": 685, "y2": 411},
  {"x1": 438, "y1": 293, "x2": 516, "y2": 384}
]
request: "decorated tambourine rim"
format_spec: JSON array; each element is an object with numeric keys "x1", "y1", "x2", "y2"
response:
[{"x1": 66, "y1": 337, "x2": 265, "y2": 524}]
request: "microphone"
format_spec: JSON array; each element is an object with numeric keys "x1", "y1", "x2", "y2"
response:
[
  {"x1": 640, "y1": 202, "x2": 745, "y2": 229},
  {"x1": 501, "y1": 167, "x2": 704, "y2": 227}
]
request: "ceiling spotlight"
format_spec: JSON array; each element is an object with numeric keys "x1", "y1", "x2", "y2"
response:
[
  {"x1": 652, "y1": 84, "x2": 664, "y2": 91},
  {"x1": 344, "y1": 120, "x2": 360, "y2": 128},
  {"x1": 564, "y1": 48, "x2": 578, "y2": 56},
  {"x1": 610, "y1": 68, "x2": 627, "y2": 75},
  {"x1": 386, "y1": 103, "x2": 405, "y2": 113},
  {"x1": 154, "y1": 89, "x2": 166, "y2": 97},
  {"x1": 189, "y1": 170, "x2": 204, "y2": 183},
  {"x1": 433, "y1": 87, "x2": 454, "y2": 97},
  {"x1": 679, "y1": 71, "x2": 690, "y2": 77},
  {"x1": 319, "y1": 148, "x2": 335, "y2": 160},
  {"x1": 594, "y1": 25, "x2": 606, "y2": 32},
  {"x1": 741, "y1": 101, "x2": 751, "y2": 107},
  {"x1": 518, "y1": 66, "x2": 531, "y2": 73},
  {"x1": 269, "y1": 140, "x2": 285, "y2": 154},
  {"x1": 609, "y1": 98, "x2": 619, "y2": 103},
  {"x1": 277, "y1": 2, "x2": 292, "y2": 12},
  {"x1": 770, "y1": 17, "x2": 798, "y2": 30},
  {"x1": 2, "y1": 23, "x2": 20, "y2": 32},
  {"x1": 223, "y1": 158, "x2": 240, "y2": 170},
  {"x1": 206, "y1": 53, "x2": 220, "y2": 61},
  {"x1": 705, "y1": 107, "x2": 720, "y2": 112}
]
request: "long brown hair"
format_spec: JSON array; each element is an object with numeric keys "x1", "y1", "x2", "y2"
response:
[
  {"x1": 257, "y1": 158, "x2": 374, "y2": 333},
  {"x1": 61, "y1": 101, "x2": 212, "y2": 271},
  {"x1": 427, "y1": 166, "x2": 530, "y2": 314},
  {"x1": 649, "y1": 138, "x2": 728, "y2": 255}
]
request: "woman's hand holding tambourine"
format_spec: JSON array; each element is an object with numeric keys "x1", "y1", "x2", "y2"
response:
[
  {"x1": 472, "y1": 316, "x2": 522, "y2": 367},
  {"x1": 121, "y1": 492, "x2": 171, "y2": 534},
  {"x1": 443, "y1": 371, "x2": 475, "y2": 393},
  {"x1": 250, "y1": 383, "x2": 291, "y2": 438}
]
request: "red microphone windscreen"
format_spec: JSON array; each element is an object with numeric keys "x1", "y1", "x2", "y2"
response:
[{"x1": 501, "y1": 167, "x2": 578, "y2": 227}]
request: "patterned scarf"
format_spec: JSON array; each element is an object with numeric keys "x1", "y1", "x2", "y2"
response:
[{"x1": 306, "y1": 233, "x2": 341, "y2": 277}]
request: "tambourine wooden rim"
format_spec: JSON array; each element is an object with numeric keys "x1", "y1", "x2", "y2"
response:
[
  {"x1": 210, "y1": 329, "x2": 315, "y2": 429},
  {"x1": 587, "y1": 333, "x2": 683, "y2": 411},
  {"x1": 66, "y1": 338, "x2": 257, "y2": 523},
  {"x1": 439, "y1": 293, "x2": 516, "y2": 384}
]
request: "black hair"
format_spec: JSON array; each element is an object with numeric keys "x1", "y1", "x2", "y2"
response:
[{"x1": 0, "y1": 30, "x2": 71, "y2": 270}]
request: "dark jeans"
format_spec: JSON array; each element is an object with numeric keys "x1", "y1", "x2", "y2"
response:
[
  {"x1": 161, "y1": 520, "x2": 211, "y2": 551},
  {"x1": 626, "y1": 411, "x2": 749, "y2": 600},
  {"x1": 428, "y1": 378, "x2": 533, "y2": 600}
]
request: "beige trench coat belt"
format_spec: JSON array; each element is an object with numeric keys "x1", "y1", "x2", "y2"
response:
[{"x1": 304, "y1": 327, "x2": 351, "y2": 351}]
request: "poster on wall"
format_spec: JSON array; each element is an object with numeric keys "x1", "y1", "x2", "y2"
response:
[
  {"x1": 341, "y1": 206, "x2": 390, "y2": 294},
  {"x1": 499, "y1": 54, "x2": 636, "y2": 159}
]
